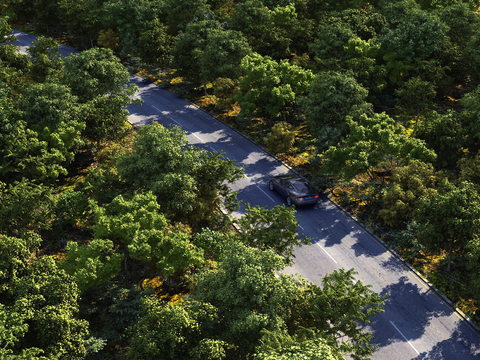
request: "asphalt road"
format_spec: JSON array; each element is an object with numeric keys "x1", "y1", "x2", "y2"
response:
[{"x1": 12, "y1": 29, "x2": 480, "y2": 359}]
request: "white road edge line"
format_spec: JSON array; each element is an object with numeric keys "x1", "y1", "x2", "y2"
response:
[
  {"x1": 389, "y1": 321, "x2": 420, "y2": 355},
  {"x1": 209, "y1": 146, "x2": 217, "y2": 153},
  {"x1": 256, "y1": 186, "x2": 275, "y2": 202},
  {"x1": 317, "y1": 244, "x2": 337, "y2": 264}
]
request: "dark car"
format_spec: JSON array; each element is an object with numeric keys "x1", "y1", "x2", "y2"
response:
[{"x1": 269, "y1": 174, "x2": 319, "y2": 206}]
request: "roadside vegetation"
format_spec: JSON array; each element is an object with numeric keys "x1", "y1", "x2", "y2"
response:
[{"x1": 1, "y1": 0, "x2": 480, "y2": 358}]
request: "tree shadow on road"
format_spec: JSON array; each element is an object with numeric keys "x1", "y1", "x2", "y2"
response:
[{"x1": 414, "y1": 328, "x2": 480, "y2": 359}]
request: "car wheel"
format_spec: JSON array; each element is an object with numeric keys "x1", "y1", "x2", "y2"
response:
[
  {"x1": 286, "y1": 196, "x2": 292, "y2": 207},
  {"x1": 269, "y1": 181, "x2": 274, "y2": 191}
]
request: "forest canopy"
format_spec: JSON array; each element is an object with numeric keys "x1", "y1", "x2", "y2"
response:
[{"x1": 2, "y1": 0, "x2": 480, "y2": 358}]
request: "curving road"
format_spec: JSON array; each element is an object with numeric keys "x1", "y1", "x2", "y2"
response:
[{"x1": 12, "y1": 29, "x2": 480, "y2": 359}]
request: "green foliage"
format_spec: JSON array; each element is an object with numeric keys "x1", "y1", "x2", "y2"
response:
[
  {"x1": 0, "y1": 17, "x2": 28, "y2": 69},
  {"x1": 97, "y1": 28, "x2": 119, "y2": 50},
  {"x1": 0, "y1": 234, "x2": 89, "y2": 358},
  {"x1": 138, "y1": 19, "x2": 172, "y2": 66},
  {"x1": 379, "y1": 160, "x2": 439, "y2": 227},
  {"x1": 264, "y1": 121, "x2": 295, "y2": 154},
  {"x1": 416, "y1": 110, "x2": 466, "y2": 169},
  {"x1": 194, "y1": 242, "x2": 297, "y2": 358},
  {"x1": 214, "y1": 77, "x2": 240, "y2": 110},
  {"x1": 234, "y1": 52, "x2": 314, "y2": 119},
  {"x1": 0, "y1": 180, "x2": 54, "y2": 235},
  {"x1": 230, "y1": 0, "x2": 298, "y2": 59},
  {"x1": 394, "y1": 76, "x2": 436, "y2": 129},
  {"x1": 416, "y1": 179, "x2": 480, "y2": 271},
  {"x1": 117, "y1": 122, "x2": 243, "y2": 224},
  {"x1": 80, "y1": 282, "x2": 148, "y2": 343},
  {"x1": 93, "y1": 192, "x2": 204, "y2": 276},
  {"x1": 298, "y1": 71, "x2": 372, "y2": 150},
  {"x1": 301, "y1": 268, "x2": 387, "y2": 360},
  {"x1": 172, "y1": 20, "x2": 251, "y2": 94},
  {"x1": 128, "y1": 297, "x2": 229, "y2": 360},
  {"x1": 322, "y1": 113, "x2": 437, "y2": 182},
  {"x1": 254, "y1": 331, "x2": 342, "y2": 360},
  {"x1": 59, "y1": 239, "x2": 124, "y2": 293},
  {"x1": 54, "y1": 189, "x2": 91, "y2": 227},
  {"x1": 27, "y1": 36, "x2": 64, "y2": 82},
  {"x1": 63, "y1": 47, "x2": 139, "y2": 147},
  {"x1": 457, "y1": 153, "x2": 480, "y2": 192},
  {"x1": 17, "y1": 82, "x2": 85, "y2": 169},
  {"x1": 466, "y1": 235, "x2": 480, "y2": 300},
  {"x1": 163, "y1": 0, "x2": 210, "y2": 35},
  {"x1": 100, "y1": 0, "x2": 160, "y2": 57},
  {"x1": 237, "y1": 204, "x2": 312, "y2": 265},
  {"x1": 194, "y1": 228, "x2": 232, "y2": 261}
]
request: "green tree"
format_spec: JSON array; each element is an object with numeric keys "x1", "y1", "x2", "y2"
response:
[
  {"x1": 298, "y1": 71, "x2": 372, "y2": 150},
  {"x1": 298, "y1": 268, "x2": 386, "y2": 360},
  {"x1": 379, "y1": 10, "x2": 451, "y2": 85},
  {"x1": 128, "y1": 297, "x2": 230, "y2": 360},
  {"x1": 63, "y1": 47, "x2": 139, "y2": 148},
  {"x1": 195, "y1": 242, "x2": 385, "y2": 360},
  {"x1": 416, "y1": 110, "x2": 466, "y2": 169},
  {"x1": 193, "y1": 228, "x2": 232, "y2": 261},
  {"x1": 230, "y1": 0, "x2": 293, "y2": 59},
  {"x1": 138, "y1": 18, "x2": 172, "y2": 66},
  {"x1": 194, "y1": 242, "x2": 301, "y2": 359},
  {"x1": 322, "y1": 113, "x2": 437, "y2": 182},
  {"x1": 58, "y1": 0, "x2": 104, "y2": 46},
  {"x1": 92, "y1": 192, "x2": 205, "y2": 276},
  {"x1": 59, "y1": 239, "x2": 124, "y2": 293},
  {"x1": 416, "y1": 179, "x2": 480, "y2": 271},
  {"x1": 17, "y1": 82, "x2": 85, "y2": 169},
  {"x1": 394, "y1": 76, "x2": 436, "y2": 134},
  {"x1": 237, "y1": 204, "x2": 311, "y2": 265},
  {"x1": 100, "y1": 0, "x2": 160, "y2": 57},
  {"x1": 379, "y1": 160, "x2": 439, "y2": 227},
  {"x1": 457, "y1": 153, "x2": 480, "y2": 192},
  {"x1": 0, "y1": 233, "x2": 89, "y2": 358},
  {"x1": 264, "y1": 121, "x2": 295, "y2": 154},
  {"x1": 163, "y1": 0, "x2": 210, "y2": 35},
  {"x1": 26, "y1": 36, "x2": 63, "y2": 82},
  {"x1": 234, "y1": 52, "x2": 314, "y2": 119},
  {"x1": 172, "y1": 20, "x2": 251, "y2": 95},
  {"x1": 117, "y1": 122, "x2": 243, "y2": 224},
  {"x1": 0, "y1": 180, "x2": 54, "y2": 235},
  {"x1": 254, "y1": 331, "x2": 342, "y2": 360}
]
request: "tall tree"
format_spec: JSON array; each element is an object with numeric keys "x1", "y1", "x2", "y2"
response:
[
  {"x1": 234, "y1": 52, "x2": 314, "y2": 120},
  {"x1": 416, "y1": 179, "x2": 480, "y2": 271},
  {"x1": 321, "y1": 113, "x2": 437, "y2": 182},
  {"x1": 92, "y1": 192, "x2": 205, "y2": 276},
  {"x1": 298, "y1": 71, "x2": 372, "y2": 150},
  {"x1": 237, "y1": 203, "x2": 311, "y2": 265},
  {"x1": 0, "y1": 233, "x2": 89, "y2": 358},
  {"x1": 116, "y1": 122, "x2": 243, "y2": 225},
  {"x1": 172, "y1": 20, "x2": 251, "y2": 95},
  {"x1": 63, "y1": 47, "x2": 139, "y2": 148}
]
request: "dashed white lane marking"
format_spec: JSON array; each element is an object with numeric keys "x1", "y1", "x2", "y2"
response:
[
  {"x1": 390, "y1": 321, "x2": 420, "y2": 355},
  {"x1": 298, "y1": 224, "x2": 305, "y2": 230},
  {"x1": 209, "y1": 146, "x2": 217, "y2": 153},
  {"x1": 317, "y1": 243, "x2": 337, "y2": 264},
  {"x1": 257, "y1": 186, "x2": 275, "y2": 202},
  {"x1": 191, "y1": 132, "x2": 204, "y2": 143}
]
